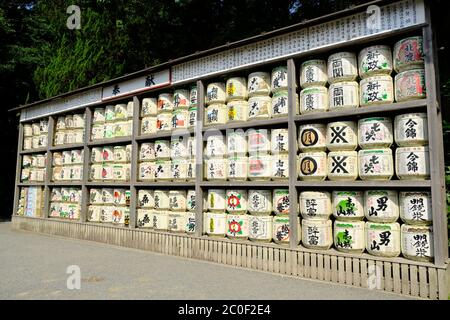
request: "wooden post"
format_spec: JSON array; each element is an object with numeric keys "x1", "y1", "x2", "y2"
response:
[
  {"x1": 81, "y1": 107, "x2": 93, "y2": 222},
  {"x1": 43, "y1": 116, "x2": 55, "y2": 218},
  {"x1": 195, "y1": 80, "x2": 205, "y2": 237},
  {"x1": 129, "y1": 96, "x2": 141, "y2": 229},
  {"x1": 12, "y1": 122, "x2": 24, "y2": 216}
]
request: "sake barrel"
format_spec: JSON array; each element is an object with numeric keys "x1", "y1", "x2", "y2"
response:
[
  {"x1": 152, "y1": 210, "x2": 169, "y2": 230},
  {"x1": 206, "y1": 82, "x2": 226, "y2": 105},
  {"x1": 365, "y1": 190, "x2": 399, "y2": 223},
  {"x1": 358, "y1": 117, "x2": 393, "y2": 149},
  {"x1": 227, "y1": 100, "x2": 248, "y2": 122},
  {"x1": 139, "y1": 143, "x2": 156, "y2": 161},
  {"x1": 22, "y1": 155, "x2": 32, "y2": 168},
  {"x1": 138, "y1": 189, "x2": 154, "y2": 208},
  {"x1": 141, "y1": 98, "x2": 158, "y2": 117},
  {"x1": 399, "y1": 191, "x2": 432, "y2": 225},
  {"x1": 227, "y1": 214, "x2": 250, "y2": 240},
  {"x1": 105, "y1": 105, "x2": 115, "y2": 122},
  {"x1": 112, "y1": 163, "x2": 129, "y2": 181},
  {"x1": 395, "y1": 146, "x2": 430, "y2": 180},
  {"x1": 360, "y1": 75, "x2": 394, "y2": 106},
  {"x1": 72, "y1": 114, "x2": 85, "y2": 128},
  {"x1": 168, "y1": 212, "x2": 186, "y2": 233},
  {"x1": 31, "y1": 136, "x2": 39, "y2": 149},
  {"x1": 395, "y1": 69, "x2": 426, "y2": 102},
  {"x1": 101, "y1": 163, "x2": 114, "y2": 180},
  {"x1": 39, "y1": 119, "x2": 49, "y2": 133},
  {"x1": 32, "y1": 122, "x2": 40, "y2": 135},
  {"x1": 326, "y1": 121, "x2": 357, "y2": 151},
  {"x1": 154, "y1": 159, "x2": 171, "y2": 181},
  {"x1": 298, "y1": 123, "x2": 327, "y2": 152},
  {"x1": 101, "y1": 146, "x2": 114, "y2": 162},
  {"x1": 272, "y1": 189, "x2": 290, "y2": 215},
  {"x1": 126, "y1": 101, "x2": 134, "y2": 118},
  {"x1": 298, "y1": 152, "x2": 327, "y2": 181},
  {"x1": 171, "y1": 136, "x2": 189, "y2": 159},
  {"x1": 137, "y1": 209, "x2": 152, "y2": 228},
  {"x1": 205, "y1": 212, "x2": 227, "y2": 237},
  {"x1": 327, "y1": 151, "x2": 358, "y2": 181},
  {"x1": 156, "y1": 112, "x2": 172, "y2": 132},
  {"x1": 71, "y1": 149, "x2": 83, "y2": 164},
  {"x1": 226, "y1": 189, "x2": 248, "y2": 213},
  {"x1": 327, "y1": 52, "x2": 358, "y2": 83},
  {"x1": 23, "y1": 137, "x2": 32, "y2": 150},
  {"x1": 53, "y1": 130, "x2": 65, "y2": 145},
  {"x1": 171, "y1": 109, "x2": 188, "y2": 129},
  {"x1": 271, "y1": 91, "x2": 293, "y2": 117},
  {"x1": 205, "y1": 158, "x2": 227, "y2": 181},
  {"x1": 248, "y1": 215, "x2": 273, "y2": 242},
  {"x1": 401, "y1": 225, "x2": 434, "y2": 262},
  {"x1": 394, "y1": 36, "x2": 424, "y2": 73},
  {"x1": 366, "y1": 222, "x2": 401, "y2": 257},
  {"x1": 35, "y1": 154, "x2": 46, "y2": 167},
  {"x1": 113, "y1": 189, "x2": 128, "y2": 205},
  {"x1": 248, "y1": 155, "x2": 272, "y2": 180},
  {"x1": 299, "y1": 191, "x2": 332, "y2": 220},
  {"x1": 90, "y1": 147, "x2": 103, "y2": 163},
  {"x1": 38, "y1": 134, "x2": 48, "y2": 148},
  {"x1": 248, "y1": 96, "x2": 272, "y2": 120},
  {"x1": 302, "y1": 219, "x2": 333, "y2": 250},
  {"x1": 271, "y1": 66, "x2": 288, "y2": 92},
  {"x1": 358, "y1": 45, "x2": 393, "y2": 78},
  {"x1": 173, "y1": 89, "x2": 190, "y2": 109},
  {"x1": 140, "y1": 116, "x2": 157, "y2": 135},
  {"x1": 358, "y1": 149, "x2": 394, "y2": 180},
  {"x1": 394, "y1": 113, "x2": 428, "y2": 147},
  {"x1": 49, "y1": 202, "x2": 61, "y2": 218},
  {"x1": 69, "y1": 188, "x2": 82, "y2": 203},
  {"x1": 101, "y1": 188, "x2": 114, "y2": 204},
  {"x1": 154, "y1": 190, "x2": 170, "y2": 210},
  {"x1": 248, "y1": 129, "x2": 271, "y2": 155},
  {"x1": 248, "y1": 72, "x2": 271, "y2": 97},
  {"x1": 155, "y1": 140, "x2": 171, "y2": 159},
  {"x1": 69, "y1": 165, "x2": 83, "y2": 181},
  {"x1": 114, "y1": 104, "x2": 127, "y2": 120},
  {"x1": 205, "y1": 103, "x2": 227, "y2": 126},
  {"x1": 272, "y1": 216, "x2": 301, "y2": 245},
  {"x1": 51, "y1": 188, "x2": 62, "y2": 202},
  {"x1": 186, "y1": 159, "x2": 196, "y2": 181},
  {"x1": 300, "y1": 59, "x2": 328, "y2": 88},
  {"x1": 91, "y1": 124, "x2": 105, "y2": 140},
  {"x1": 157, "y1": 93, "x2": 174, "y2": 112},
  {"x1": 23, "y1": 124, "x2": 33, "y2": 137},
  {"x1": 21, "y1": 168, "x2": 30, "y2": 182},
  {"x1": 227, "y1": 156, "x2": 248, "y2": 181},
  {"x1": 248, "y1": 189, "x2": 272, "y2": 215},
  {"x1": 205, "y1": 134, "x2": 226, "y2": 158},
  {"x1": 271, "y1": 128, "x2": 290, "y2": 154},
  {"x1": 185, "y1": 211, "x2": 196, "y2": 233},
  {"x1": 187, "y1": 136, "x2": 196, "y2": 158},
  {"x1": 328, "y1": 81, "x2": 359, "y2": 110},
  {"x1": 300, "y1": 86, "x2": 328, "y2": 114},
  {"x1": 171, "y1": 159, "x2": 188, "y2": 181},
  {"x1": 332, "y1": 191, "x2": 364, "y2": 221},
  {"x1": 207, "y1": 189, "x2": 226, "y2": 212},
  {"x1": 226, "y1": 77, "x2": 248, "y2": 102},
  {"x1": 189, "y1": 86, "x2": 198, "y2": 106},
  {"x1": 334, "y1": 221, "x2": 365, "y2": 253},
  {"x1": 103, "y1": 123, "x2": 114, "y2": 139},
  {"x1": 60, "y1": 188, "x2": 71, "y2": 202},
  {"x1": 272, "y1": 154, "x2": 289, "y2": 180},
  {"x1": 227, "y1": 130, "x2": 247, "y2": 156},
  {"x1": 188, "y1": 107, "x2": 197, "y2": 128},
  {"x1": 186, "y1": 190, "x2": 196, "y2": 212},
  {"x1": 113, "y1": 146, "x2": 127, "y2": 163},
  {"x1": 89, "y1": 164, "x2": 102, "y2": 181},
  {"x1": 93, "y1": 108, "x2": 106, "y2": 123}
]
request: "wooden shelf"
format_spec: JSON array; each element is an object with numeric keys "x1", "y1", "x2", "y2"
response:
[
  {"x1": 48, "y1": 182, "x2": 83, "y2": 186},
  {"x1": 295, "y1": 180, "x2": 431, "y2": 188},
  {"x1": 200, "y1": 180, "x2": 289, "y2": 187},
  {"x1": 135, "y1": 181, "x2": 196, "y2": 187},
  {"x1": 136, "y1": 128, "x2": 195, "y2": 141},
  {"x1": 49, "y1": 143, "x2": 84, "y2": 151},
  {"x1": 203, "y1": 117, "x2": 289, "y2": 132},
  {"x1": 18, "y1": 182, "x2": 45, "y2": 187},
  {"x1": 87, "y1": 137, "x2": 132, "y2": 147},
  {"x1": 86, "y1": 181, "x2": 131, "y2": 187},
  {"x1": 20, "y1": 148, "x2": 47, "y2": 155}
]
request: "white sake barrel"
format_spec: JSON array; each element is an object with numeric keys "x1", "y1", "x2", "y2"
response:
[
  {"x1": 114, "y1": 104, "x2": 127, "y2": 120},
  {"x1": 31, "y1": 136, "x2": 40, "y2": 149},
  {"x1": 154, "y1": 159, "x2": 171, "y2": 181},
  {"x1": 126, "y1": 101, "x2": 133, "y2": 118},
  {"x1": 360, "y1": 76, "x2": 394, "y2": 106},
  {"x1": 154, "y1": 190, "x2": 169, "y2": 210},
  {"x1": 271, "y1": 129, "x2": 289, "y2": 154},
  {"x1": 399, "y1": 191, "x2": 432, "y2": 225},
  {"x1": 227, "y1": 156, "x2": 248, "y2": 181},
  {"x1": 366, "y1": 222, "x2": 401, "y2": 257},
  {"x1": 205, "y1": 134, "x2": 226, "y2": 158},
  {"x1": 205, "y1": 212, "x2": 227, "y2": 237},
  {"x1": 171, "y1": 159, "x2": 188, "y2": 181},
  {"x1": 140, "y1": 116, "x2": 157, "y2": 135},
  {"x1": 272, "y1": 189, "x2": 290, "y2": 215},
  {"x1": 329, "y1": 81, "x2": 359, "y2": 110},
  {"x1": 248, "y1": 96, "x2": 272, "y2": 120},
  {"x1": 358, "y1": 117, "x2": 393, "y2": 149},
  {"x1": 394, "y1": 36, "x2": 424, "y2": 73},
  {"x1": 69, "y1": 188, "x2": 82, "y2": 203},
  {"x1": 49, "y1": 202, "x2": 61, "y2": 218},
  {"x1": 395, "y1": 69, "x2": 426, "y2": 102},
  {"x1": 272, "y1": 154, "x2": 289, "y2": 180},
  {"x1": 51, "y1": 188, "x2": 62, "y2": 202},
  {"x1": 40, "y1": 119, "x2": 49, "y2": 133},
  {"x1": 169, "y1": 190, "x2": 187, "y2": 212},
  {"x1": 173, "y1": 89, "x2": 190, "y2": 109},
  {"x1": 334, "y1": 221, "x2": 365, "y2": 253},
  {"x1": 248, "y1": 129, "x2": 270, "y2": 154},
  {"x1": 22, "y1": 155, "x2": 32, "y2": 168},
  {"x1": 327, "y1": 151, "x2": 358, "y2": 181},
  {"x1": 206, "y1": 82, "x2": 226, "y2": 105},
  {"x1": 113, "y1": 146, "x2": 127, "y2": 163},
  {"x1": 139, "y1": 143, "x2": 156, "y2": 161},
  {"x1": 189, "y1": 86, "x2": 198, "y2": 106},
  {"x1": 207, "y1": 189, "x2": 226, "y2": 212},
  {"x1": 248, "y1": 215, "x2": 273, "y2": 242},
  {"x1": 271, "y1": 91, "x2": 293, "y2": 117},
  {"x1": 152, "y1": 210, "x2": 169, "y2": 230},
  {"x1": 172, "y1": 109, "x2": 188, "y2": 129},
  {"x1": 71, "y1": 149, "x2": 83, "y2": 164},
  {"x1": 302, "y1": 219, "x2": 333, "y2": 250},
  {"x1": 155, "y1": 140, "x2": 171, "y2": 159},
  {"x1": 186, "y1": 190, "x2": 196, "y2": 212},
  {"x1": 205, "y1": 158, "x2": 227, "y2": 181},
  {"x1": 113, "y1": 189, "x2": 128, "y2": 205},
  {"x1": 326, "y1": 121, "x2": 357, "y2": 151},
  {"x1": 103, "y1": 122, "x2": 115, "y2": 139},
  {"x1": 298, "y1": 123, "x2": 327, "y2": 152},
  {"x1": 394, "y1": 113, "x2": 428, "y2": 146},
  {"x1": 171, "y1": 136, "x2": 189, "y2": 159},
  {"x1": 23, "y1": 137, "x2": 32, "y2": 150},
  {"x1": 102, "y1": 163, "x2": 114, "y2": 180},
  {"x1": 248, "y1": 72, "x2": 271, "y2": 97},
  {"x1": 38, "y1": 134, "x2": 48, "y2": 148},
  {"x1": 60, "y1": 187, "x2": 71, "y2": 202},
  {"x1": 112, "y1": 163, "x2": 129, "y2": 181},
  {"x1": 226, "y1": 77, "x2": 248, "y2": 102},
  {"x1": 365, "y1": 190, "x2": 399, "y2": 223},
  {"x1": 101, "y1": 146, "x2": 114, "y2": 162},
  {"x1": 168, "y1": 212, "x2": 186, "y2": 233},
  {"x1": 327, "y1": 52, "x2": 358, "y2": 83},
  {"x1": 332, "y1": 191, "x2": 364, "y2": 221},
  {"x1": 227, "y1": 100, "x2": 248, "y2": 122},
  {"x1": 401, "y1": 225, "x2": 434, "y2": 262},
  {"x1": 226, "y1": 189, "x2": 248, "y2": 213},
  {"x1": 248, "y1": 189, "x2": 272, "y2": 215},
  {"x1": 89, "y1": 164, "x2": 102, "y2": 181},
  {"x1": 21, "y1": 168, "x2": 30, "y2": 182},
  {"x1": 137, "y1": 209, "x2": 152, "y2": 228},
  {"x1": 72, "y1": 114, "x2": 84, "y2": 128},
  {"x1": 101, "y1": 188, "x2": 114, "y2": 204},
  {"x1": 157, "y1": 93, "x2": 174, "y2": 112},
  {"x1": 299, "y1": 191, "x2": 332, "y2": 220},
  {"x1": 53, "y1": 130, "x2": 65, "y2": 145},
  {"x1": 188, "y1": 107, "x2": 197, "y2": 128},
  {"x1": 141, "y1": 98, "x2": 157, "y2": 116},
  {"x1": 35, "y1": 154, "x2": 46, "y2": 167},
  {"x1": 227, "y1": 214, "x2": 250, "y2": 240},
  {"x1": 300, "y1": 86, "x2": 328, "y2": 114},
  {"x1": 24, "y1": 124, "x2": 33, "y2": 137},
  {"x1": 67, "y1": 165, "x2": 82, "y2": 181},
  {"x1": 272, "y1": 216, "x2": 301, "y2": 245},
  {"x1": 105, "y1": 105, "x2": 115, "y2": 122},
  {"x1": 227, "y1": 130, "x2": 247, "y2": 156},
  {"x1": 300, "y1": 59, "x2": 328, "y2": 88},
  {"x1": 51, "y1": 153, "x2": 61, "y2": 167},
  {"x1": 248, "y1": 155, "x2": 272, "y2": 180},
  {"x1": 395, "y1": 146, "x2": 430, "y2": 180},
  {"x1": 358, "y1": 149, "x2": 394, "y2": 180},
  {"x1": 35, "y1": 168, "x2": 46, "y2": 182},
  {"x1": 185, "y1": 211, "x2": 196, "y2": 233},
  {"x1": 138, "y1": 189, "x2": 154, "y2": 208},
  {"x1": 358, "y1": 45, "x2": 393, "y2": 78},
  {"x1": 90, "y1": 147, "x2": 103, "y2": 163},
  {"x1": 205, "y1": 103, "x2": 227, "y2": 126},
  {"x1": 93, "y1": 108, "x2": 105, "y2": 123},
  {"x1": 156, "y1": 112, "x2": 172, "y2": 132},
  {"x1": 32, "y1": 122, "x2": 40, "y2": 135},
  {"x1": 271, "y1": 66, "x2": 288, "y2": 92},
  {"x1": 87, "y1": 205, "x2": 102, "y2": 222},
  {"x1": 298, "y1": 152, "x2": 327, "y2": 181},
  {"x1": 187, "y1": 159, "x2": 196, "y2": 181},
  {"x1": 91, "y1": 124, "x2": 105, "y2": 140},
  {"x1": 187, "y1": 136, "x2": 196, "y2": 158}
]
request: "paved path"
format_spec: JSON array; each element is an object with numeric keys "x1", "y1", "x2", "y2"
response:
[{"x1": 0, "y1": 222, "x2": 414, "y2": 300}]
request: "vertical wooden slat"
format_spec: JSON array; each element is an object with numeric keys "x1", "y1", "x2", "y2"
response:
[
  {"x1": 13, "y1": 123, "x2": 24, "y2": 217},
  {"x1": 304, "y1": 252, "x2": 311, "y2": 279},
  {"x1": 360, "y1": 259, "x2": 368, "y2": 289},
  {"x1": 43, "y1": 116, "x2": 54, "y2": 219},
  {"x1": 324, "y1": 254, "x2": 330, "y2": 282},
  {"x1": 352, "y1": 258, "x2": 360, "y2": 287},
  {"x1": 231, "y1": 243, "x2": 237, "y2": 266},
  {"x1": 376, "y1": 260, "x2": 384, "y2": 290},
  {"x1": 257, "y1": 246, "x2": 263, "y2": 271},
  {"x1": 222, "y1": 242, "x2": 227, "y2": 264},
  {"x1": 274, "y1": 248, "x2": 280, "y2": 274},
  {"x1": 286, "y1": 249, "x2": 291, "y2": 275},
  {"x1": 252, "y1": 246, "x2": 257, "y2": 270},
  {"x1": 246, "y1": 245, "x2": 252, "y2": 269},
  {"x1": 226, "y1": 242, "x2": 231, "y2": 265},
  {"x1": 401, "y1": 264, "x2": 410, "y2": 295},
  {"x1": 262, "y1": 247, "x2": 268, "y2": 272},
  {"x1": 437, "y1": 268, "x2": 448, "y2": 300},
  {"x1": 236, "y1": 244, "x2": 242, "y2": 267},
  {"x1": 268, "y1": 248, "x2": 274, "y2": 272},
  {"x1": 428, "y1": 268, "x2": 438, "y2": 300},
  {"x1": 330, "y1": 255, "x2": 337, "y2": 283},
  {"x1": 410, "y1": 265, "x2": 419, "y2": 297},
  {"x1": 393, "y1": 263, "x2": 401, "y2": 294},
  {"x1": 418, "y1": 266, "x2": 428, "y2": 299},
  {"x1": 279, "y1": 249, "x2": 285, "y2": 274},
  {"x1": 345, "y1": 257, "x2": 352, "y2": 285},
  {"x1": 310, "y1": 253, "x2": 317, "y2": 280},
  {"x1": 291, "y1": 251, "x2": 298, "y2": 277},
  {"x1": 194, "y1": 80, "x2": 205, "y2": 237},
  {"x1": 298, "y1": 251, "x2": 304, "y2": 278},
  {"x1": 317, "y1": 253, "x2": 324, "y2": 281},
  {"x1": 338, "y1": 256, "x2": 345, "y2": 284},
  {"x1": 384, "y1": 262, "x2": 393, "y2": 292}
]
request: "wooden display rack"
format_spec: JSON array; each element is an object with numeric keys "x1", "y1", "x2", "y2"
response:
[{"x1": 10, "y1": 0, "x2": 449, "y2": 299}]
